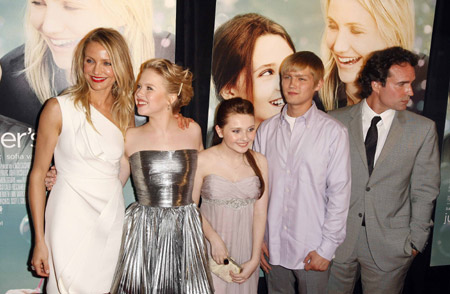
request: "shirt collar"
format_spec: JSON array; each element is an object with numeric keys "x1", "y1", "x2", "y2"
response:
[
  {"x1": 280, "y1": 102, "x2": 317, "y2": 128},
  {"x1": 362, "y1": 99, "x2": 396, "y2": 129}
]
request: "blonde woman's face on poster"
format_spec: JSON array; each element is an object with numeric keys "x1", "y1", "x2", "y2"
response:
[
  {"x1": 29, "y1": 0, "x2": 118, "y2": 70},
  {"x1": 251, "y1": 34, "x2": 294, "y2": 126},
  {"x1": 326, "y1": 0, "x2": 388, "y2": 85}
]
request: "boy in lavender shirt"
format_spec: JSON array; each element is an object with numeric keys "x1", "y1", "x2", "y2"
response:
[{"x1": 253, "y1": 51, "x2": 351, "y2": 294}]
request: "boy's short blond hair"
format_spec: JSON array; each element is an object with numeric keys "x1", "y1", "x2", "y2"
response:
[{"x1": 280, "y1": 51, "x2": 324, "y2": 86}]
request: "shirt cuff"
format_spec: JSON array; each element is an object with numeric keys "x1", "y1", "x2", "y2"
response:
[{"x1": 317, "y1": 239, "x2": 339, "y2": 261}]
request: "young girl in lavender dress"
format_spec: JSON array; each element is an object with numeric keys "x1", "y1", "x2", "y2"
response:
[{"x1": 192, "y1": 98, "x2": 269, "y2": 293}]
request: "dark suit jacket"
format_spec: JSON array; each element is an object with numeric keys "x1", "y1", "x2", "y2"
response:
[{"x1": 329, "y1": 102, "x2": 440, "y2": 271}]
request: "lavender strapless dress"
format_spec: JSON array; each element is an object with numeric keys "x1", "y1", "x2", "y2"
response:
[{"x1": 200, "y1": 174, "x2": 261, "y2": 294}]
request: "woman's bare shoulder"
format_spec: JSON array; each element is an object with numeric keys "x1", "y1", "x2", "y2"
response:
[
  {"x1": 198, "y1": 146, "x2": 219, "y2": 166},
  {"x1": 40, "y1": 98, "x2": 62, "y2": 122},
  {"x1": 126, "y1": 123, "x2": 147, "y2": 136},
  {"x1": 184, "y1": 121, "x2": 202, "y2": 136},
  {"x1": 250, "y1": 149, "x2": 267, "y2": 168}
]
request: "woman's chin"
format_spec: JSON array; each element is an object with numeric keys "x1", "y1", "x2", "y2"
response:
[
  {"x1": 336, "y1": 65, "x2": 361, "y2": 86},
  {"x1": 50, "y1": 52, "x2": 74, "y2": 71},
  {"x1": 337, "y1": 71, "x2": 358, "y2": 86},
  {"x1": 53, "y1": 60, "x2": 72, "y2": 71}
]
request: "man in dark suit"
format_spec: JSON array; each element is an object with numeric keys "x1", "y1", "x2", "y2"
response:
[{"x1": 327, "y1": 47, "x2": 440, "y2": 294}]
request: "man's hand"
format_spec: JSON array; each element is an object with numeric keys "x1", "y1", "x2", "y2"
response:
[
  {"x1": 303, "y1": 250, "x2": 330, "y2": 271},
  {"x1": 412, "y1": 249, "x2": 419, "y2": 257},
  {"x1": 260, "y1": 242, "x2": 272, "y2": 273}
]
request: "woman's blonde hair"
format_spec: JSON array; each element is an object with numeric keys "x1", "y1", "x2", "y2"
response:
[
  {"x1": 320, "y1": 0, "x2": 415, "y2": 110},
  {"x1": 138, "y1": 59, "x2": 194, "y2": 114},
  {"x1": 23, "y1": 0, "x2": 154, "y2": 104},
  {"x1": 63, "y1": 28, "x2": 135, "y2": 136}
]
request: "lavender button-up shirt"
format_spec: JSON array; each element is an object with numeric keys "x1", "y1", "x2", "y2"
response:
[{"x1": 253, "y1": 103, "x2": 351, "y2": 270}]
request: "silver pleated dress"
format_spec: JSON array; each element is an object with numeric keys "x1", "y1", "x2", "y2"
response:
[{"x1": 111, "y1": 150, "x2": 213, "y2": 294}]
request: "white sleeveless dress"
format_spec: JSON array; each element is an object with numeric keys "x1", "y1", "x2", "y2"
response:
[{"x1": 44, "y1": 95, "x2": 125, "y2": 293}]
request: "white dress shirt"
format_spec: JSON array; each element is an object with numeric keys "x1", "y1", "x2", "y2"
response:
[{"x1": 362, "y1": 99, "x2": 396, "y2": 166}]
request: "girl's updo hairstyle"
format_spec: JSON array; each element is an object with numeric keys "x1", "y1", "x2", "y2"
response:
[
  {"x1": 138, "y1": 58, "x2": 194, "y2": 114},
  {"x1": 213, "y1": 97, "x2": 265, "y2": 197}
]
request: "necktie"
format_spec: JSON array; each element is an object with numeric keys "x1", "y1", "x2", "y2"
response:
[{"x1": 365, "y1": 116, "x2": 381, "y2": 176}]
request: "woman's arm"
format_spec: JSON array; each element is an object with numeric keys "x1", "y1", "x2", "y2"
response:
[
  {"x1": 28, "y1": 98, "x2": 62, "y2": 277},
  {"x1": 197, "y1": 128, "x2": 204, "y2": 151},
  {"x1": 249, "y1": 153, "x2": 269, "y2": 262},
  {"x1": 192, "y1": 152, "x2": 228, "y2": 264},
  {"x1": 231, "y1": 152, "x2": 269, "y2": 283},
  {"x1": 118, "y1": 154, "x2": 130, "y2": 186},
  {"x1": 201, "y1": 213, "x2": 228, "y2": 265},
  {"x1": 118, "y1": 125, "x2": 137, "y2": 186},
  {"x1": 190, "y1": 122, "x2": 204, "y2": 151}
]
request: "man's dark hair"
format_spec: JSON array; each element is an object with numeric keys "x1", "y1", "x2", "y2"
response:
[{"x1": 358, "y1": 47, "x2": 418, "y2": 99}]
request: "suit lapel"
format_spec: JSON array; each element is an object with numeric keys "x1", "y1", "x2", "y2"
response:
[
  {"x1": 348, "y1": 103, "x2": 368, "y2": 170},
  {"x1": 373, "y1": 111, "x2": 405, "y2": 171}
]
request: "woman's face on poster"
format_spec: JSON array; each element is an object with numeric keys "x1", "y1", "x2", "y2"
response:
[
  {"x1": 29, "y1": 0, "x2": 118, "y2": 70},
  {"x1": 249, "y1": 34, "x2": 294, "y2": 126},
  {"x1": 325, "y1": 0, "x2": 388, "y2": 85}
]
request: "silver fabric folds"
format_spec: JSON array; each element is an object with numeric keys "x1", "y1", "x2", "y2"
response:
[{"x1": 111, "y1": 150, "x2": 213, "y2": 294}]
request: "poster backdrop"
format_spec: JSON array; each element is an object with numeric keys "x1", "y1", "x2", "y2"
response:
[
  {"x1": 0, "y1": 1, "x2": 175, "y2": 292},
  {"x1": 430, "y1": 88, "x2": 450, "y2": 267},
  {"x1": 207, "y1": 0, "x2": 436, "y2": 140}
]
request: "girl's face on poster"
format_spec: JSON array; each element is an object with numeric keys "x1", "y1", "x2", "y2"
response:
[
  {"x1": 134, "y1": 69, "x2": 172, "y2": 116},
  {"x1": 216, "y1": 113, "x2": 256, "y2": 154},
  {"x1": 325, "y1": 0, "x2": 388, "y2": 85},
  {"x1": 29, "y1": 0, "x2": 118, "y2": 70},
  {"x1": 250, "y1": 34, "x2": 294, "y2": 126}
]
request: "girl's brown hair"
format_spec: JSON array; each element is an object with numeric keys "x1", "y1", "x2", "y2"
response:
[
  {"x1": 212, "y1": 13, "x2": 295, "y2": 102},
  {"x1": 213, "y1": 98, "x2": 265, "y2": 197}
]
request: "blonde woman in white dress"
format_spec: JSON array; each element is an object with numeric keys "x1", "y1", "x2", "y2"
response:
[{"x1": 28, "y1": 28, "x2": 135, "y2": 293}]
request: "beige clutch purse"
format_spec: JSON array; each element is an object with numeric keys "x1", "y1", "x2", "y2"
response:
[{"x1": 208, "y1": 257, "x2": 242, "y2": 283}]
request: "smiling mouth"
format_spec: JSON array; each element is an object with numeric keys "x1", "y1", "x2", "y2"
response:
[
  {"x1": 337, "y1": 56, "x2": 361, "y2": 65},
  {"x1": 48, "y1": 38, "x2": 79, "y2": 48},
  {"x1": 91, "y1": 76, "x2": 107, "y2": 83},
  {"x1": 136, "y1": 100, "x2": 148, "y2": 106},
  {"x1": 269, "y1": 98, "x2": 285, "y2": 107}
]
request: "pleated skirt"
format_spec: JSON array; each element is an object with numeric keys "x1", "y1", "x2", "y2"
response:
[{"x1": 111, "y1": 203, "x2": 214, "y2": 294}]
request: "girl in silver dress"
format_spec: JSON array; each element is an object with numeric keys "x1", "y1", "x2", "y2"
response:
[{"x1": 110, "y1": 59, "x2": 213, "y2": 294}]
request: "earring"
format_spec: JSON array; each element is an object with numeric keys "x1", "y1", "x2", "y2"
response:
[{"x1": 167, "y1": 104, "x2": 171, "y2": 111}]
